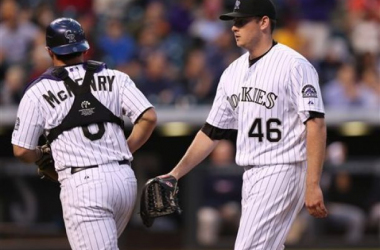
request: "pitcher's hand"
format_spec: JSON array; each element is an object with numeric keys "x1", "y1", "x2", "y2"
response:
[{"x1": 305, "y1": 184, "x2": 328, "y2": 218}]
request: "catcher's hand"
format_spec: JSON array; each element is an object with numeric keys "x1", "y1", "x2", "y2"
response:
[
  {"x1": 35, "y1": 144, "x2": 58, "y2": 183},
  {"x1": 140, "y1": 175, "x2": 182, "y2": 227}
]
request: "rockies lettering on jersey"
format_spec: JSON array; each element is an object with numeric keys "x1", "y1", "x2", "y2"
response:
[
  {"x1": 206, "y1": 43, "x2": 325, "y2": 166},
  {"x1": 227, "y1": 87, "x2": 278, "y2": 110}
]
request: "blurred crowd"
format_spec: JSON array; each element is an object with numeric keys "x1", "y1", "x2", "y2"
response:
[
  {"x1": 0, "y1": 1, "x2": 379, "y2": 247},
  {"x1": 0, "y1": 0, "x2": 379, "y2": 108}
]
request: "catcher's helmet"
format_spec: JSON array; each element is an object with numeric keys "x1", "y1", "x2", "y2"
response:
[{"x1": 46, "y1": 18, "x2": 89, "y2": 55}]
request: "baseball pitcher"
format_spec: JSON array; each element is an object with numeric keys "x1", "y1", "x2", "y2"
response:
[{"x1": 157, "y1": 0, "x2": 328, "y2": 249}]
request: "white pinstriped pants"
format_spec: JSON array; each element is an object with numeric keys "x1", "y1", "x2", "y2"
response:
[
  {"x1": 59, "y1": 161, "x2": 137, "y2": 250},
  {"x1": 235, "y1": 162, "x2": 307, "y2": 250}
]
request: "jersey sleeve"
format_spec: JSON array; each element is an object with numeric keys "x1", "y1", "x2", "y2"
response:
[
  {"x1": 206, "y1": 72, "x2": 237, "y2": 130},
  {"x1": 290, "y1": 60, "x2": 325, "y2": 123},
  {"x1": 11, "y1": 93, "x2": 44, "y2": 149},
  {"x1": 119, "y1": 73, "x2": 153, "y2": 124}
]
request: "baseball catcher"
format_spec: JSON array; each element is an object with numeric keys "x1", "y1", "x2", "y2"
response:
[
  {"x1": 140, "y1": 175, "x2": 182, "y2": 227},
  {"x1": 35, "y1": 144, "x2": 58, "y2": 183}
]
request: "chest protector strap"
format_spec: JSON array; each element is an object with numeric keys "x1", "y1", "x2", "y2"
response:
[{"x1": 47, "y1": 61, "x2": 124, "y2": 143}]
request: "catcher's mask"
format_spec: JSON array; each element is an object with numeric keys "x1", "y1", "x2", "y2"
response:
[{"x1": 46, "y1": 17, "x2": 90, "y2": 55}]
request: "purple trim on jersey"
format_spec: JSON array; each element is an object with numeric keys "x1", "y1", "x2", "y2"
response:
[
  {"x1": 23, "y1": 61, "x2": 107, "y2": 94},
  {"x1": 133, "y1": 107, "x2": 153, "y2": 124},
  {"x1": 23, "y1": 67, "x2": 61, "y2": 94}
]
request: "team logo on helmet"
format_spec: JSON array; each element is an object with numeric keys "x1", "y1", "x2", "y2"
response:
[
  {"x1": 302, "y1": 85, "x2": 318, "y2": 98},
  {"x1": 234, "y1": 0, "x2": 241, "y2": 10},
  {"x1": 65, "y1": 30, "x2": 76, "y2": 43}
]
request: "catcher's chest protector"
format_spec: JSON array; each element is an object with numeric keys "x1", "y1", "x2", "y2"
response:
[{"x1": 47, "y1": 61, "x2": 124, "y2": 143}]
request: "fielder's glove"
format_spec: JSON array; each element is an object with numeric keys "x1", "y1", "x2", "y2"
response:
[
  {"x1": 35, "y1": 144, "x2": 58, "y2": 183},
  {"x1": 140, "y1": 175, "x2": 182, "y2": 227}
]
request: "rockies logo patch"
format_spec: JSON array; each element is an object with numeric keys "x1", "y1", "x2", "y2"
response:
[{"x1": 302, "y1": 85, "x2": 317, "y2": 98}]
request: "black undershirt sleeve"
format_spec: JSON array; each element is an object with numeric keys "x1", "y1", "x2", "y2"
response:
[
  {"x1": 201, "y1": 122, "x2": 237, "y2": 142},
  {"x1": 304, "y1": 111, "x2": 325, "y2": 124},
  {"x1": 202, "y1": 112, "x2": 323, "y2": 139}
]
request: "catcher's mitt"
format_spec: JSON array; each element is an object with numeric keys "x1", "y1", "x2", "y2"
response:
[
  {"x1": 140, "y1": 175, "x2": 182, "y2": 227},
  {"x1": 35, "y1": 144, "x2": 58, "y2": 183}
]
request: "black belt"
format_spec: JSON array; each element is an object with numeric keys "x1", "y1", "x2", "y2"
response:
[{"x1": 70, "y1": 159, "x2": 130, "y2": 174}]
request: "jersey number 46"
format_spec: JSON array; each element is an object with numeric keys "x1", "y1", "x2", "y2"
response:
[{"x1": 248, "y1": 118, "x2": 282, "y2": 142}]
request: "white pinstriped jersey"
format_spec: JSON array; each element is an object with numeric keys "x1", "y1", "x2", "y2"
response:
[
  {"x1": 12, "y1": 63, "x2": 153, "y2": 170},
  {"x1": 206, "y1": 43, "x2": 324, "y2": 166}
]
